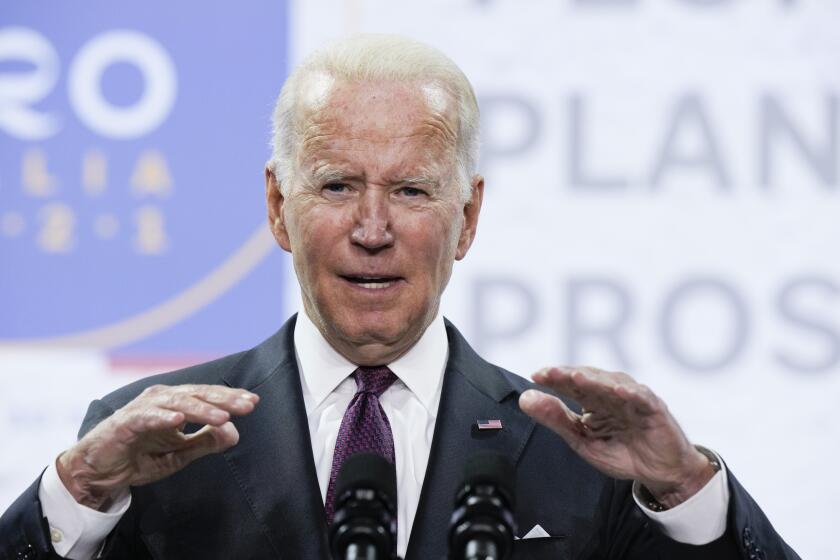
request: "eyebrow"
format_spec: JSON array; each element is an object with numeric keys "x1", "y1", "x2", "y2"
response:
[
  {"x1": 309, "y1": 167, "x2": 351, "y2": 184},
  {"x1": 308, "y1": 167, "x2": 439, "y2": 188},
  {"x1": 400, "y1": 175, "x2": 438, "y2": 186}
]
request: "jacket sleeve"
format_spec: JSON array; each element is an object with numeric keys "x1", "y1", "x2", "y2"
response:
[
  {"x1": 0, "y1": 399, "x2": 149, "y2": 560},
  {"x1": 0, "y1": 475, "x2": 64, "y2": 560},
  {"x1": 611, "y1": 468, "x2": 801, "y2": 560}
]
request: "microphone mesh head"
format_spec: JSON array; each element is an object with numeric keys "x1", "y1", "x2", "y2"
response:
[
  {"x1": 335, "y1": 453, "x2": 398, "y2": 507},
  {"x1": 463, "y1": 451, "x2": 516, "y2": 507}
]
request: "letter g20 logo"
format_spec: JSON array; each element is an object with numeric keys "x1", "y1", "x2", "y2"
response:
[
  {"x1": 0, "y1": 18, "x2": 283, "y2": 352},
  {"x1": 0, "y1": 27, "x2": 176, "y2": 140}
]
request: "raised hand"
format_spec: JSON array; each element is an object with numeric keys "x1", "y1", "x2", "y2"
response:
[
  {"x1": 518, "y1": 366, "x2": 715, "y2": 508},
  {"x1": 56, "y1": 384, "x2": 259, "y2": 511}
]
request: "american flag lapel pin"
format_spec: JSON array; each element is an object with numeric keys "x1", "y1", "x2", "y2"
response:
[{"x1": 477, "y1": 419, "x2": 503, "y2": 430}]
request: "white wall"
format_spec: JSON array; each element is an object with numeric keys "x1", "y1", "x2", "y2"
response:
[{"x1": 1, "y1": 2, "x2": 836, "y2": 557}]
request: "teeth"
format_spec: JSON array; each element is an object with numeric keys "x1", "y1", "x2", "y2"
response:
[{"x1": 358, "y1": 282, "x2": 392, "y2": 289}]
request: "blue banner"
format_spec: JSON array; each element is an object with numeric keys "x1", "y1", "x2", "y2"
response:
[{"x1": 1, "y1": 1, "x2": 291, "y2": 357}]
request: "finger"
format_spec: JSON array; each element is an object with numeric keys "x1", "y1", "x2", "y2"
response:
[
  {"x1": 614, "y1": 384, "x2": 658, "y2": 416},
  {"x1": 170, "y1": 422, "x2": 241, "y2": 468},
  {"x1": 570, "y1": 370, "x2": 635, "y2": 413},
  {"x1": 532, "y1": 368, "x2": 620, "y2": 413},
  {"x1": 171, "y1": 385, "x2": 260, "y2": 416},
  {"x1": 536, "y1": 367, "x2": 654, "y2": 418},
  {"x1": 563, "y1": 366, "x2": 625, "y2": 397},
  {"x1": 154, "y1": 394, "x2": 235, "y2": 426},
  {"x1": 519, "y1": 390, "x2": 585, "y2": 449},
  {"x1": 572, "y1": 377, "x2": 659, "y2": 424},
  {"x1": 580, "y1": 410, "x2": 619, "y2": 431},
  {"x1": 542, "y1": 365, "x2": 634, "y2": 387},
  {"x1": 183, "y1": 421, "x2": 240, "y2": 449},
  {"x1": 532, "y1": 367, "x2": 573, "y2": 389},
  {"x1": 118, "y1": 407, "x2": 185, "y2": 434},
  {"x1": 533, "y1": 366, "x2": 614, "y2": 396},
  {"x1": 531, "y1": 368, "x2": 583, "y2": 400}
]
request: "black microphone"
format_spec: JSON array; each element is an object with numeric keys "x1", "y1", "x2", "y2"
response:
[
  {"x1": 330, "y1": 453, "x2": 398, "y2": 560},
  {"x1": 449, "y1": 452, "x2": 517, "y2": 560}
]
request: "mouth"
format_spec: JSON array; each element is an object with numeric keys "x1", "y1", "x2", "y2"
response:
[{"x1": 340, "y1": 275, "x2": 404, "y2": 290}]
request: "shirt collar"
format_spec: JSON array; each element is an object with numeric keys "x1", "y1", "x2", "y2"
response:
[{"x1": 294, "y1": 310, "x2": 448, "y2": 414}]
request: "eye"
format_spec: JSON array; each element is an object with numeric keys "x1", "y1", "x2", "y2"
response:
[
  {"x1": 399, "y1": 186, "x2": 427, "y2": 197},
  {"x1": 323, "y1": 183, "x2": 350, "y2": 194}
]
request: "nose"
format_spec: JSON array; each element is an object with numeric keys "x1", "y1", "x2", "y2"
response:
[{"x1": 350, "y1": 188, "x2": 394, "y2": 252}]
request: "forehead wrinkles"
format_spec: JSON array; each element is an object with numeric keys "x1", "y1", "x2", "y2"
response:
[
  {"x1": 299, "y1": 127, "x2": 457, "y2": 185},
  {"x1": 296, "y1": 80, "x2": 459, "y2": 167},
  {"x1": 300, "y1": 135, "x2": 455, "y2": 190}
]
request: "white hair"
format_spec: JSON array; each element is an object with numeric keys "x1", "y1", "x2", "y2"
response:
[{"x1": 268, "y1": 34, "x2": 480, "y2": 203}]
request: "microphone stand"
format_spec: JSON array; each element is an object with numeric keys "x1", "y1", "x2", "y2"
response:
[{"x1": 344, "y1": 542, "x2": 379, "y2": 560}]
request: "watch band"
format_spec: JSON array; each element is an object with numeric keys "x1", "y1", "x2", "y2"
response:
[{"x1": 639, "y1": 445, "x2": 721, "y2": 512}]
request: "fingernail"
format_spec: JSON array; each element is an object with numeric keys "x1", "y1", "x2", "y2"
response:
[
  {"x1": 211, "y1": 409, "x2": 229, "y2": 421},
  {"x1": 520, "y1": 390, "x2": 541, "y2": 407}
]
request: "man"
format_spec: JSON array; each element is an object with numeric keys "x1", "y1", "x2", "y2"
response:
[{"x1": 1, "y1": 34, "x2": 798, "y2": 559}]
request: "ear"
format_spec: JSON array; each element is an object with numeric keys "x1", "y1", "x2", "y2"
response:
[
  {"x1": 265, "y1": 167, "x2": 291, "y2": 252},
  {"x1": 455, "y1": 174, "x2": 484, "y2": 261}
]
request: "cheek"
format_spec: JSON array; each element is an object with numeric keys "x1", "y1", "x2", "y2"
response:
[
  {"x1": 288, "y1": 204, "x2": 349, "y2": 260},
  {"x1": 403, "y1": 214, "x2": 460, "y2": 276},
  {"x1": 432, "y1": 208, "x2": 462, "y2": 254}
]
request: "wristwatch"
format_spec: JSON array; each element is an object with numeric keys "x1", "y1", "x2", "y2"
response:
[{"x1": 639, "y1": 445, "x2": 722, "y2": 512}]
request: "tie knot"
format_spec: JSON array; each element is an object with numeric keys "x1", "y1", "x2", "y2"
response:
[{"x1": 353, "y1": 366, "x2": 397, "y2": 397}]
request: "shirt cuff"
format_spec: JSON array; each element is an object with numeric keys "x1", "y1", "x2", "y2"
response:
[
  {"x1": 632, "y1": 448, "x2": 730, "y2": 545},
  {"x1": 37, "y1": 456, "x2": 131, "y2": 559}
]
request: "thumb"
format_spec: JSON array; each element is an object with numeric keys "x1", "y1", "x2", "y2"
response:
[
  {"x1": 519, "y1": 390, "x2": 585, "y2": 449},
  {"x1": 171, "y1": 422, "x2": 240, "y2": 468}
]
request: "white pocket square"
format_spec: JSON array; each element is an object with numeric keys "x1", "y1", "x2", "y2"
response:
[{"x1": 520, "y1": 524, "x2": 550, "y2": 539}]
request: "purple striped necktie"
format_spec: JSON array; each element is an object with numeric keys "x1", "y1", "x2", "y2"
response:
[{"x1": 324, "y1": 366, "x2": 398, "y2": 525}]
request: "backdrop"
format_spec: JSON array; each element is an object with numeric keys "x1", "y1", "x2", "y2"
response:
[{"x1": 1, "y1": 1, "x2": 837, "y2": 557}]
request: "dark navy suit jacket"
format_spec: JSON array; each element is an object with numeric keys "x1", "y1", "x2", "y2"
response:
[{"x1": 1, "y1": 316, "x2": 800, "y2": 559}]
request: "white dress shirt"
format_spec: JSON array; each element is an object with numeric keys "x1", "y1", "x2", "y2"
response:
[{"x1": 38, "y1": 310, "x2": 730, "y2": 558}]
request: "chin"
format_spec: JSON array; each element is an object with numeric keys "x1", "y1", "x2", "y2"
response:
[
  {"x1": 342, "y1": 316, "x2": 406, "y2": 344},
  {"x1": 332, "y1": 308, "x2": 423, "y2": 345}
]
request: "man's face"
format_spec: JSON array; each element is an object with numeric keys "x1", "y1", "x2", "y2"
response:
[{"x1": 266, "y1": 79, "x2": 483, "y2": 365}]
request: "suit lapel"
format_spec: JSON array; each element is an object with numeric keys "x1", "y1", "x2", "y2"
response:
[
  {"x1": 405, "y1": 321, "x2": 536, "y2": 560},
  {"x1": 216, "y1": 317, "x2": 532, "y2": 560},
  {"x1": 221, "y1": 315, "x2": 331, "y2": 560}
]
